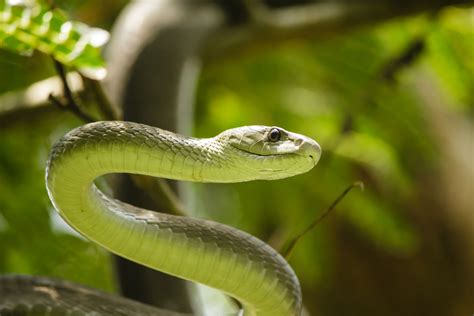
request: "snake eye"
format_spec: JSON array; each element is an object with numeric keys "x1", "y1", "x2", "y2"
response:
[{"x1": 268, "y1": 128, "x2": 281, "y2": 142}]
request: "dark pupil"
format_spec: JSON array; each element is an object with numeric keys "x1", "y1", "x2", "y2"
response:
[{"x1": 269, "y1": 129, "x2": 281, "y2": 142}]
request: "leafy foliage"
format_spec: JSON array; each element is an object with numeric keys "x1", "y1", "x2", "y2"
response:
[{"x1": 0, "y1": 0, "x2": 108, "y2": 79}]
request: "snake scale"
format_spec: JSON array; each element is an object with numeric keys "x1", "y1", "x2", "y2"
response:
[{"x1": 1, "y1": 121, "x2": 321, "y2": 316}]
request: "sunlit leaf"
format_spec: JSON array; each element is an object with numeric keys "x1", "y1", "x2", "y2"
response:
[{"x1": 0, "y1": 0, "x2": 108, "y2": 79}]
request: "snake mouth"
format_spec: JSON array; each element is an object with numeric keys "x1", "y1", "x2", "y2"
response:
[
  {"x1": 236, "y1": 148, "x2": 300, "y2": 159},
  {"x1": 309, "y1": 154, "x2": 321, "y2": 166}
]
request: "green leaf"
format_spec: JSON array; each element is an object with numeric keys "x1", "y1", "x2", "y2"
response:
[{"x1": 0, "y1": 0, "x2": 108, "y2": 79}]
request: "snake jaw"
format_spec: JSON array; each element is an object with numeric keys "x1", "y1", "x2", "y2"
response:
[{"x1": 290, "y1": 132, "x2": 322, "y2": 165}]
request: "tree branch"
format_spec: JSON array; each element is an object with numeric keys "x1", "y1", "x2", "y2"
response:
[
  {"x1": 205, "y1": 0, "x2": 473, "y2": 62},
  {"x1": 0, "y1": 72, "x2": 84, "y2": 130},
  {"x1": 50, "y1": 60, "x2": 96, "y2": 123}
]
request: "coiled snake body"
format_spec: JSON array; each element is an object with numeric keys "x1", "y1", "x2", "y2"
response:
[{"x1": 9, "y1": 122, "x2": 321, "y2": 315}]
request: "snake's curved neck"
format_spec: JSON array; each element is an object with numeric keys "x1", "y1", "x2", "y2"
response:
[{"x1": 46, "y1": 122, "x2": 302, "y2": 316}]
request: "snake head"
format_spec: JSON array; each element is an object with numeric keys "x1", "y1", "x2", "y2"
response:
[{"x1": 220, "y1": 125, "x2": 321, "y2": 180}]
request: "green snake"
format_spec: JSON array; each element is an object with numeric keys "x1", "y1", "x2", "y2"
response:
[{"x1": 28, "y1": 121, "x2": 321, "y2": 315}]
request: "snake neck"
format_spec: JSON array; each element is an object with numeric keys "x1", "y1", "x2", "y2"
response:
[
  {"x1": 46, "y1": 121, "x2": 302, "y2": 316},
  {"x1": 47, "y1": 121, "x2": 259, "y2": 184}
]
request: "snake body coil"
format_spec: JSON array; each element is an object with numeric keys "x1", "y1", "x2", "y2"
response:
[{"x1": 45, "y1": 121, "x2": 321, "y2": 316}]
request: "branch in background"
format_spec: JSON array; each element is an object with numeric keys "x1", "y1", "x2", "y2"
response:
[
  {"x1": 379, "y1": 36, "x2": 426, "y2": 83},
  {"x1": 282, "y1": 181, "x2": 364, "y2": 260},
  {"x1": 206, "y1": 0, "x2": 472, "y2": 62},
  {"x1": 0, "y1": 72, "x2": 84, "y2": 130},
  {"x1": 242, "y1": 1, "x2": 375, "y2": 30},
  {"x1": 49, "y1": 60, "x2": 96, "y2": 123}
]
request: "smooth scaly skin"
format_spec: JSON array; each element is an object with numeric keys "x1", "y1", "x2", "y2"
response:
[{"x1": 45, "y1": 121, "x2": 321, "y2": 316}]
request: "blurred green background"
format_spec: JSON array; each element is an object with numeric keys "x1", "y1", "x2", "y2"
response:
[{"x1": 0, "y1": 1, "x2": 473, "y2": 315}]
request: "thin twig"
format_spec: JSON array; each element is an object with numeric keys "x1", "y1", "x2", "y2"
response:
[
  {"x1": 51, "y1": 59, "x2": 96, "y2": 122},
  {"x1": 282, "y1": 181, "x2": 364, "y2": 260}
]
